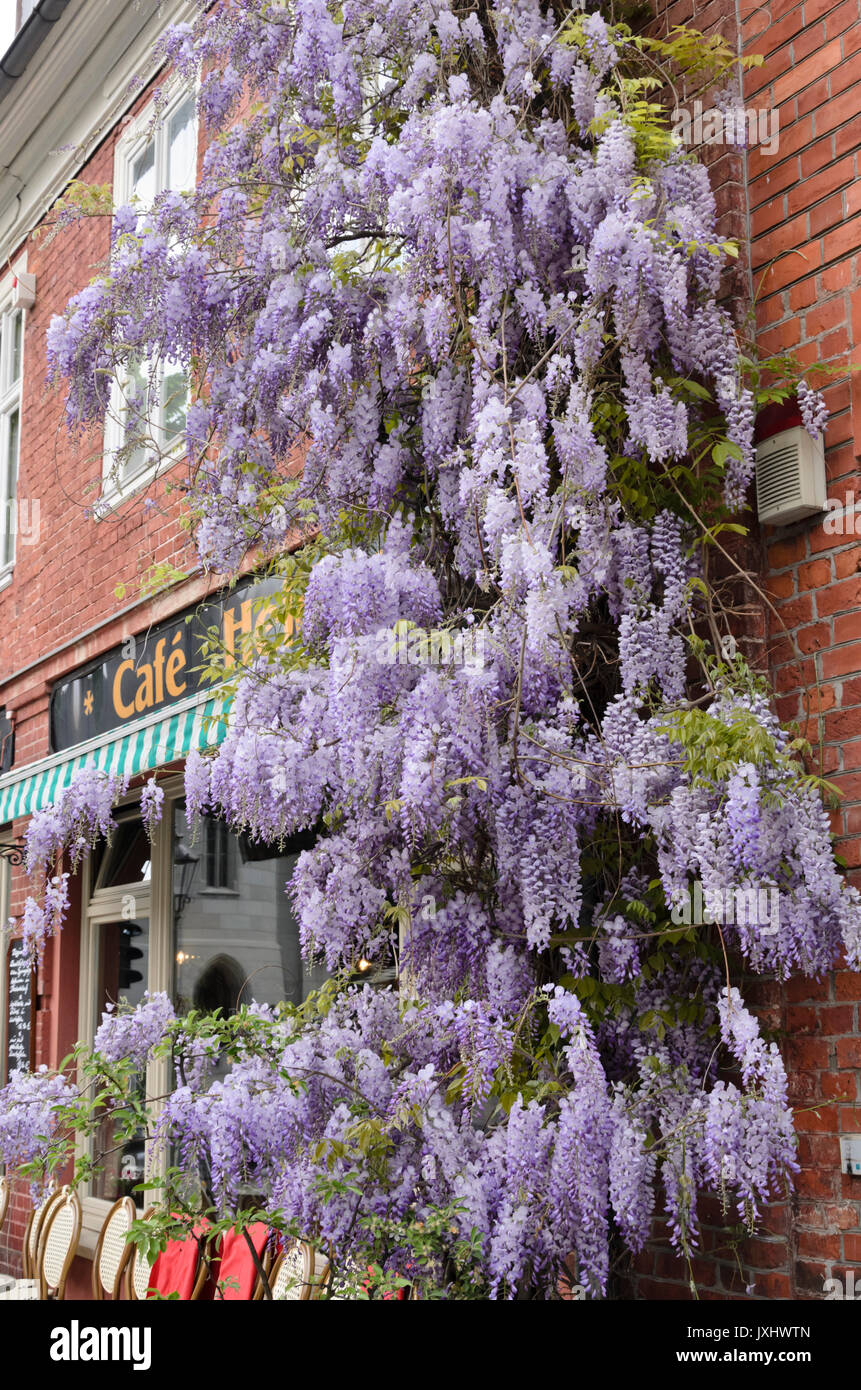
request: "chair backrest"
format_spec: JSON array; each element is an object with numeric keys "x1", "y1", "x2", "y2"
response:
[
  {"x1": 267, "y1": 1241, "x2": 328, "y2": 1301},
  {"x1": 25, "y1": 1186, "x2": 61, "y2": 1280},
  {"x1": 126, "y1": 1205, "x2": 155, "y2": 1302},
  {"x1": 145, "y1": 1218, "x2": 210, "y2": 1300},
  {"x1": 39, "y1": 1188, "x2": 82, "y2": 1301},
  {"x1": 214, "y1": 1222, "x2": 270, "y2": 1301},
  {"x1": 21, "y1": 1208, "x2": 34, "y2": 1279},
  {"x1": 129, "y1": 1244, "x2": 156, "y2": 1302},
  {"x1": 0, "y1": 1176, "x2": 9, "y2": 1238},
  {"x1": 92, "y1": 1196, "x2": 136, "y2": 1299}
]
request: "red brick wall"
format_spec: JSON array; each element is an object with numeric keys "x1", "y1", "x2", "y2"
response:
[
  {"x1": 0, "y1": 87, "x2": 201, "y2": 804},
  {"x1": 744, "y1": 0, "x2": 861, "y2": 1301},
  {"x1": 623, "y1": 0, "x2": 861, "y2": 1301}
]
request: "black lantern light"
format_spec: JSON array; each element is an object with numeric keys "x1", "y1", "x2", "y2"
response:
[{"x1": 173, "y1": 834, "x2": 200, "y2": 921}]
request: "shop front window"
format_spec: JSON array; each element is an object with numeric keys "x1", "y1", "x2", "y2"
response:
[
  {"x1": 92, "y1": 917, "x2": 150, "y2": 1204},
  {"x1": 81, "y1": 791, "x2": 327, "y2": 1212}
]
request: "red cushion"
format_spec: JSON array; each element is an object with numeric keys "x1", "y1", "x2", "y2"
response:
[
  {"x1": 216, "y1": 1223, "x2": 269, "y2": 1301},
  {"x1": 148, "y1": 1220, "x2": 209, "y2": 1300}
]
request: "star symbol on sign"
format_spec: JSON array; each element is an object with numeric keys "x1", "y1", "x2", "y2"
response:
[{"x1": 83, "y1": 690, "x2": 94, "y2": 716}]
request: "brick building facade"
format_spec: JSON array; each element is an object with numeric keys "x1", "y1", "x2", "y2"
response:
[
  {"x1": 626, "y1": 0, "x2": 861, "y2": 1299},
  {"x1": 0, "y1": 0, "x2": 859, "y2": 1301}
]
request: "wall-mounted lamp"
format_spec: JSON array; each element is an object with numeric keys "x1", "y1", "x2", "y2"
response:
[{"x1": 173, "y1": 836, "x2": 200, "y2": 921}]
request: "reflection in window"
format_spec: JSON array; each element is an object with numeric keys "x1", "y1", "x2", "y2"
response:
[
  {"x1": 93, "y1": 818, "x2": 152, "y2": 890},
  {"x1": 131, "y1": 139, "x2": 156, "y2": 205},
  {"x1": 203, "y1": 817, "x2": 235, "y2": 891},
  {"x1": 173, "y1": 807, "x2": 327, "y2": 1015},
  {"x1": 167, "y1": 95, "x2": 197, "y2": 192}
]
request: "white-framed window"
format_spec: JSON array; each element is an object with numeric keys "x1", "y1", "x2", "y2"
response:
[
  {"x1": 101, "y1": 86, "x2": 198, "y2": 510},
  {"x1": 76, "y1": 781, "x2": 327, "y2": 1241},
  {"x1": 0, "y1": 288, "x2": 24, "y2": 584}
]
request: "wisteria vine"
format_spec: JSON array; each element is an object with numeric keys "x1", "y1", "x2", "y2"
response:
[{"x1": 3, "y1": 0, "x2": 858, "y2": 1298}]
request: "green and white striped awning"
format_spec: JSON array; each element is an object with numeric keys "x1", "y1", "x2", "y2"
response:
[{"x1": 0, "y1": 689, "x2": 230, "y2": 825}]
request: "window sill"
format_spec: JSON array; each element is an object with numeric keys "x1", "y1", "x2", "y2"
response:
[
  {"x1": 96, "y1": 473, "x2": 162, "y2": 517},
  {"x1": 97, "y1": 443, "x2": 185, "y2": 517}
]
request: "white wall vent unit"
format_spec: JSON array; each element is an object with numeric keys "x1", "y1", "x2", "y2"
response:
[
  {"x1": 754, "y1": 425, "x2": 826, "y2": 526},
  {"x1": 839, "y1": 1135, "x2": 861, "y2": 1178},
  {"x1": 11, "y1": 271, "x2": 36, "y2": 311}
]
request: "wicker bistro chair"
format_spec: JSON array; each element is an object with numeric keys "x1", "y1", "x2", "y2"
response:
[
  {"x1": 21, "y1": 1184, "x2": 58, "y2": 1279},
  {"x1": 126, "y1": 1208, "x2": 156, "y2": 1303},
  {"x1": 0, "y1": 1177, "x2": 28, "y2": 1299},
  {"x1": 260, "y1": 1241, "x2": 329, "y2": 1301},
  {"x1": 127, "y1": 1210, "x2": 210, "y2": 1301},
  {"x1": 212, "y1": 1222, "x2": 271, "y2": 1300},
  {"x1": 92, "y1": 1196, "x2": 136, "y2": 1300},
  {"x1": 127, "y1": 1243, "x2": 157, "y2": 1302},
  {"x1": 39, "y1": 1187, "x2": 82, "y2": 1301}
]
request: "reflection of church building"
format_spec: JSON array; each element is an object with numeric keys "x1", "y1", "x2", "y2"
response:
[{"x1": 172, "y1": 809, "x2": 329, "y2": 1016}]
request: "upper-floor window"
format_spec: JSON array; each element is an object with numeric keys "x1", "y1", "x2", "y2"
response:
[
  {"x1": 102, "y1": 88, "x2": 197, "y2": 508},
  {"x1": 0, "y1": 300, "x2": 23, "y2": 581}
]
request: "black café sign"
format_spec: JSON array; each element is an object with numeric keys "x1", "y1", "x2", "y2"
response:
[{"x1": 50, "y1": 575, "x2": 283, "y2": 752}]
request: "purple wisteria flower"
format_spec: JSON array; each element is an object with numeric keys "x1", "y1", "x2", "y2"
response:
[
  {"x1": 93, "y1": 992, "x2": 176, "y2": 1069},
  {"x1": 0, "y1": 1067, "x2": 77, "y2": 1196}
]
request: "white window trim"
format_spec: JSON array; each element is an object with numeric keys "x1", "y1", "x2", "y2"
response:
[
  {"x1": 76, "y1": 781, "x2": 180, "y2": 1252},
  {"x1": 0, "y1": 258, "x2": 27, "y2": 588},
  {"x1": 100, "y1": 82, "x2": 199, "y2": 515}
]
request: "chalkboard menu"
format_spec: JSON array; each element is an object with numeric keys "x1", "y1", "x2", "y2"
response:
[{"x1": 5, "y1": 939, "x2": 34, "y2": 1081}]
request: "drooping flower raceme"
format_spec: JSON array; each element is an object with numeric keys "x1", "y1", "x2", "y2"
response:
[
  {"x1": 92, "y1": 992, "x2": 177, "y2": 1069},
  {"x1": 0, "y1": 1067, "x2": 77, "y2": 1196}
]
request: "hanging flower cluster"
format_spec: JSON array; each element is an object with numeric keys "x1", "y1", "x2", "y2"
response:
[
  {"x1": 0, "y1": 1067, "x2": 77, "y2": 1198},
  {"x1": 92, "y1": 991, "x2": 177, "y2": 1069}
]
